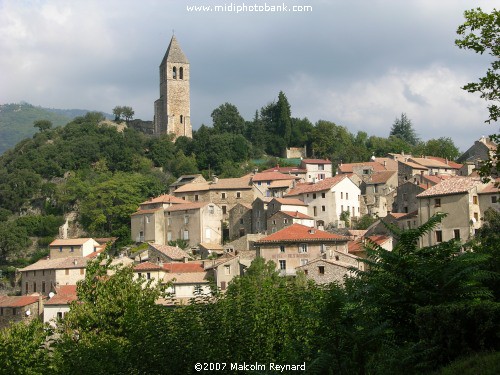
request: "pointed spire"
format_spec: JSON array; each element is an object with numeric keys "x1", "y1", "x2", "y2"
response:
[{"x1": 161, "y1": 35, "x2": 189, "y2": 65}]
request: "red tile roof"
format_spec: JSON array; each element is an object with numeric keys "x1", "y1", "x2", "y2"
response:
[
  {"x1": 366, "y1": 171, "x2": 396, "y2": 184},
  {"x1": 134, "y1": 261, "x2": 163, "y2": 271},
  {"x1": 45, "y1": 285, "x2": 78, "y2": 305},
  {"x1": 163, "y1": 262, "x2": 205, "y2": 273},
  {"x1": 257, "y1": 224, "x2": 349, "y2": 244},
  {"x1": 338, "y1": 161, "x2": 387, "y2": 174},
  {"x1": 273, "y1": 198, "x2": 308, "y2": 206},
  {"x1": 426, "y1": 156, "x2": 462, "y2": 169},
  {"x1": 0, "y1": 295, "x2": 41, "y2": 307},
  {"x1": 140, "y1": 194, "x2": 186, "y2": 205},
  {"x1": 50, "y1": 238, "x2": 96, "y2": 246},
  {"x1": 279, "y1": 211, "x2": 313, "y2": 219},
  {"x1": 252, "y1": 171, "x2": 299, "y2": 182},
  {"x1": 416, "y1": 177, "x2": 483, "y2": 198},
  {"x1": 131, "y1": 208, "x2": 164, "y2": 216},
  {"x1": 286, "y1": 175, "x2": 347, "y2": 196},
  {"x1": 19, "y1": 257, "x2": 89, "y2": 272},
  {"x1": 165, "y1": 202, "x2": 209, "y2": 212},
  {"x1": 348, "y1": 235, "x2": 391, "y2": 253},
  {"x1": 148, "y1": 244, "x2": 192, "y2": 261},
  {"x1": 262, "y1": 166, "x2": 306, "y2": 174}
]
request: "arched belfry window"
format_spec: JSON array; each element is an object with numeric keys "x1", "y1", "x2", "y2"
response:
[
  {"x1": 173, "y1": 67, "x2": 177, "y2": 79},
  {"x1": 179, "y1": 67, "x2": 184, "y2": 80},
  {"x1": 180, "y1": 115, "x2": 183, "y2": 124}
]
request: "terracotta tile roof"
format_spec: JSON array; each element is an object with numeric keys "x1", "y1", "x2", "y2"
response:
[
  {"x1": 0, "y1": 295, "x2": 41, "y2": 307},
  {"x1": 140, "y1": 194, "x2": 186, "y2": 205},
  {"x1": 366, "y1": 171, "x2": 397, "y2": 184},
  {"x1": 262, "y1": 166, "x2": 306, "y2": 174},
  {"x1": 257, "y1": 224, "x2": 349, "y2": 244},
  {"x1": 148, "y1": 244, "x2": 192, "y2": 261},
  {"x1": 204, "y1": 254, "x2": 238, "y2": 269},
  {"x1": 409, "y1": 157, "x2": 451, "y2": 169},
  {"x1": 479, "y1": 179, "x2": 500, "y2": 194},
  {"x1": 338, "y1": 161, "x2": 387, "y2": 174},
  {"x1": 163, "y1": 271, "x2": 210, "y2": 284},
  {"x1": 45, "y1": 285, "x2": 78, "y2": 305},
  {"x1": 398, "y1": 160, "x2": 428, "y2": 170},
  {"x1": 134, "y1": 261, "x2": 163, "y2": 271},
  {"x1": 372, "y1": 157, "x2": 398, "y2": 171},
  {"x1": 417, "y1": 177, "x2": 483, "y2": 198},
  {"x1": 421, "y1": 174, "x2": 453, "y2": 186},
  {"x1": 165, "y1": 202, "x2": 209, "y2": 212},
  {"x1": 348, "y1": 235, "x2": 391, "y2": 253},
  {"x1": 173, "y1": 182, "x2": 210, "y2": 193},
  {"x1": 252, "y1": 171, "x2": 299, "y2": 182},
  {"x1": 388, "y1": 212, "x2": 408, "y2": 219},
  {"x1": 50, "y1": 238, "x2": 95, "y2": 246},
  {"x1": 279, "y1": 211, "x2": 313, "y2": 219},
  {"x1": 131, "y1": 208, "x2": 163, "y2": 216},
  {"x1": 301, "y1": 159, "x2": 331, "y2": 164},
  {"x1": 269, "y1": 179, "x2": 295, "y2": 188},
  {"x1": 426, "y1": 156, "x2": 462, "y2": 169},
  {"x1": 273, "y1": 198, "x2": 308, "y2": 206},
  {"x1": 199, "y1": 242, "x2": 224, "y2": 251},
  {"x1": 286, "y1": 175, "x2": 347, "y2": 196},
  {"x1": 163, "y1": 262, "x2": 205, "y2": 273},
  {"x1": 19, "y1": 257, "x2": 89, "y2": 272}
]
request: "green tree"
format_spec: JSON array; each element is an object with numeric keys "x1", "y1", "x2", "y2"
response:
[
  {"x1": 413, "y1": 137, "x2": 461, "y2": 159},
  {"x1": 456, "y1": 8, "x2": 500, "y2": 178},
  {"x1": 340, "y1": 210, "x2": 351, "y2": 228},
  {"x1": 211, "y1": 102, "x2": 245, "y2": 135},
  {"x1": 390, "y1": 113, "x2": 419, "y2": 145},
  {"x1": 33, "y1": 119, "x2": 53, "y2": 132},
  {"x1": 121, "y1": 106, "x2": 134, "y2": 123}
]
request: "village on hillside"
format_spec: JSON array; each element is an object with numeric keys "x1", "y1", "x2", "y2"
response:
[{"x1": 1, "y1": 133, "x2": 498, "y2": 328}]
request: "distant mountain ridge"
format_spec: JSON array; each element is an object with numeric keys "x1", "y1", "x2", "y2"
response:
[{"x1": 0, "y1": 102, "x2": 112, "y2": 155}]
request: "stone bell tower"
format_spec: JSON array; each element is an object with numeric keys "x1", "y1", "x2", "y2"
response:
[{"x1": 154, "y1": 35, "x2": 192, "y2": 138}]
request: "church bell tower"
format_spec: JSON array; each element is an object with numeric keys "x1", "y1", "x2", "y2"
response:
[{"x1": 154, "y1": 35, "x2": 192, "y2": 138}]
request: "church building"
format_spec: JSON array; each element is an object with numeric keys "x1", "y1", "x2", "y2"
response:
[{"x1": 154, "y1": 36, "x2": 192, "y2": 138}]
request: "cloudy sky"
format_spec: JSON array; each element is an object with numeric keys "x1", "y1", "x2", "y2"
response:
[{"x1": 0, "y1": 0, "x2": 497, "y2": 150}]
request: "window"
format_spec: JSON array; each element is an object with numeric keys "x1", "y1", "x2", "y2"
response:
[
  {"x1": 138, "y1": 272, "x2": 142, "y2": 278},
  {"x1": 179, "y1": 67, "x2": 184, "y2": 79},
  {"x1": 435, "y1": 230, "x2": 443, "y2": 243},
  {"x1": 208, "y1": 205, "x2": 214, "y2": 214},
  {"x1": 221, "y1": 192, "x2": 227, "y2": 199},
  {"x1": 300, "y1": 259, "x2": 308, "y2": 266},
  {"x1": 321, "y1": 192, "x2": 326, "y2": 198},
  {"x1": 322, "y1": 205, "x2": 326, "y2": 212},
  {"x1": 240, "y1": 219, "x2": 244, "y2": 224},
  {"x1": 341, "y1": 192, "x2": 343, "y2": 199},
  {"x1": 59, "y1": 246, "x2": 63, "y2": 252},
  {"x1": 57, "y1": 312, "x2": 63, "y2": 320},
  {"x1": 194, "y1": 194, "x2": 199, "y2": 201},
  {"x1": 25, "y1": 282, "x2": 28, "y2": 294},
  {"x1": 434, "y1": 198, "x2": 441, "y2": 208},
  {"x1": 236, "y1": 191, "x2": 241, "y2": 199},
  {"x1": 183, "y1": 230, "x2": 189, "y2": 240},
  {"x1": 299, "y1": 243, "x2": 308, "y2": 253},
  {"x1": 318, "y1": 266, "x2": 325, "y2": 275},
  {"x1": 167, "y1": 217, "x2": 172, "y2": 225},
  {"x1": 180, "y1": 115, "x2": 183, "y2": 124},
  {"x1": 65, "y1": 269, "x2": 69, "y2": 275},
  {"x1": 474, "y1": 212, "x2": 479, "y2": 222},
  {"x1": 313, "y1": 193, "x2": 317, "y2": 199},
  {"x1": 184, "y1": 215, "x2": 189, "y2": 224},
  {"x1": 70, "y1": 246, "x2": 74, "y2": 252},
  {"x1": 283, "y1": 219, "x2": 288, "y2": 224},
  {"x1": 346, "y1": 192, "x2": 349, "y2": 199},
  {"x1": 173, "y1": 66, "x2": 177, "y2": 79},
  {"x1": 313, "y1": 206, "x2": 317, "y2": 216},
  {"x1": 280, "y1": 245, "x2": 285, "y2": 253},
  {"x1": 318, "y1": 164, "x2": 324, "y2": 170},
  {"x1": 167, "y1": 231, "x2": 172, "y2": 241},
  {"x1": 80, "y1": 268, "x2": 85, "y2": 275},
  {"x1": 454, "y1": 229, "x2": 460, "y2": 240},
  {"x1": 222, "y1": 205, "x2": 227, "y2": 215},
  {"x1": 279, "y1": 260, "x2": 286, "y2": 270},
  {"x1": 147, "y1": 273, "x2": 151, "y2": 280},
  {"x1": 492, "y1": 196, "x2": 498, "y2": 203},
  {"x1": 33, "y1": 271, "x2": 36, "y2": 277},
  {"x1": 473, "y1": 195, "x2": 478, "y2": 204},
  {"x1": 220, "y1": 281, "x2": 226, "y2": 290},
  {"x1": 224, "y1": 265, "x2": 231, "y2": 275}
]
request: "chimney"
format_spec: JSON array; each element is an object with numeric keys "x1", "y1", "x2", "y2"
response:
[{"x1": 213, "y1": 175, "x2": 218, "y2": 184}]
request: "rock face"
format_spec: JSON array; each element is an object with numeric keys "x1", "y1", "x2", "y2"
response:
[{"x1": 154, "y1": 35, "x2": 192, "y2": 139}]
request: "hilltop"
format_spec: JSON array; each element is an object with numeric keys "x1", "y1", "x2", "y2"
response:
[{"x1": 0, "y1": 102, "x2": 111, "y2": 155}]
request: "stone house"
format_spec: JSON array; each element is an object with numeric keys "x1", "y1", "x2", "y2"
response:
[
  {"x1": 147, "y1": 243, "x2": 192, "y2": 263},
  {"x1": 337, "y1": 161, "x2": 388, "y2": 176},
  {"x1": 169, "y1": 174, "x2": 207, "y2": 193},
  {"x1": 478, "y1": 180, "x2": 500, "y2": 211},
  {"x1": 256, "y1": 223, "x2": 350, "y2": 276},
  {"x1": 417, "y1": 177, "x2": 487, "y2": 247},
  {"x1": 228, "y1": 202, "x2": 252, "y2": 241},
  {"x1": 0, "y1": 295, "x2": 44, "y2": 329},
  {"x1": 267, "y1": 210, "x2": 315, "y2": 234},
  {"x1": 286, "y1": 175, "x2": 361, "y2": 228},
  {"x1": 130, "y1": 194, "x2": 188, "y2": 244},
  {"x1": 266, "y1": 197, "x2": 309, "y2": 218},
  {"x1": 203, "y1": 254, "x2": 241, "y2": 291},
  {"x1": 362, "y1": 171, "x2": 398, "y2": 217},
  {"x1": 301, "y1": 159, "x2": 333, "y2": 182},
  {"x1": 296, "y1": 257, "x2": 357, "y2": 285},
  {"x1": 457, "y1": 136, "x2": 497, "y2": 164},
  {"x1": 165, "y1": 201, "x2": 223, "y2": 248},
  {"x1": 398, "y1": 159, "x2": 429, "y2": 186},
  {"x1": 19, "y1": 257, "x2": 90, "y2": 296},
  {"x1": 172, "y1": 174, "x2": 254, "y2": 218},
  {"x1": 198, "y1": 243, "x2": 225, "y2": 259},
  {"x1": 252, "y1": 171, "x2": 299, "y2": 198},
  {"x1": 251, "y1": 197, "x2": 272, "y2": 234},
  {"x1": 43, "y1": 285, "x2": 78, "y2": 327},
  {"x1": 262, "y1": 165, "x2": 307, "y2": 181},
  {"x1": 49, "y1": 238, "x2": 101, "y2": 260}
]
